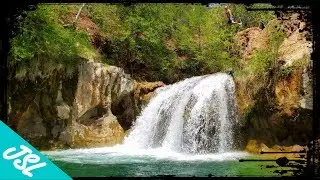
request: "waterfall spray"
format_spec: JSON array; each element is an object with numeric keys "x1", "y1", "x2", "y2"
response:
[
  {"x1": 43, "y1": 73, "x2": 247, "y2": 165},
  {"x1": 123, "y1": 73, "x2": 237, "y2": 154}
]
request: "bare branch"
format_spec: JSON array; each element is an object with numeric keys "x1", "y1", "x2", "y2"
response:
[{"x1": 72, "y1": 3, "x2": 86, "y2": 26}]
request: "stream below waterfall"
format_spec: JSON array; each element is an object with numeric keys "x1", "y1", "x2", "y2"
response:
[
  {"x1": 43, "y1": 73, "x2": 285, "y2": 177},
  {"x1": 43, "y1": 147, "x2": 280, "y2": 177}
]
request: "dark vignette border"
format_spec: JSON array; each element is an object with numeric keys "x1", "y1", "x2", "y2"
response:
[{"x1": 1, "y1": 0, "x2": 320, "y2": 178}]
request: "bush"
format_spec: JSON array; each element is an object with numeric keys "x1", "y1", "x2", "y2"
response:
[
  {"x1": 247, "y1": 50, "x2": 274, "y2": 76},
  {"x1": 89, "y1": 3, "x2": 272, "y2": 83},
  {"x1": 279, "y1": 66, "x2": 293, "y2": 78},
  {"x1": 10, "y1": 4, "x2": 94, "y2": 80},
  {"x1": 231, "y1": 3, "x2": 275, "y2": 28},
  {"x1": 245, "y1": 22, "x2": 285, "y2": 77},
  {"x1": 10, "y1": 3, "x2": 277, "y2": 83}
]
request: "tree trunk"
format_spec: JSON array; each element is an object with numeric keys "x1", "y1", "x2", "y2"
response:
[
  {"x1": 72, "y1": 3, "x2": 86, "y2": 26},
  {"x1": 198, "y1": 25, "x2": 202, "y2": 50}
]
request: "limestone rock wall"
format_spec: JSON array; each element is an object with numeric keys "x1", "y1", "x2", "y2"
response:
[
  {"x1": 234, "y1": 12, "x2": 313, "y2": 149},
  {"x1": 8, "y1": 60, "x2": 164, "y2": 150}
]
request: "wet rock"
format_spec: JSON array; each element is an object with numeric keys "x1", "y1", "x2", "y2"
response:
[
  {"x1": 16, "y1": 103, "x2": 48, "y2": 149},
  {"x1": 134, "y1": 81, "x2": 165, "y2": 108},
  {"x1": 276, "y1": 157, "x2": 289, "y2": 167}
]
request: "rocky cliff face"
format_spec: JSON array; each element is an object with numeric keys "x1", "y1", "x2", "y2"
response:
[
  {"x1": 8, "y1": 59, "x2": 164, "y2": 150},
  {"x1": 234, "y1": 12, "x2": 313, "y2": 152}
]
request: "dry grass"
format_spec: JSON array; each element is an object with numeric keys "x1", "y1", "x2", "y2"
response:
[{"x1": 275, "y1": 69, "x2": 302, "y2": 116}]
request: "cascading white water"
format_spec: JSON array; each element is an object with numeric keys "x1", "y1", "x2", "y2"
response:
[
  {"x1": 43, "y1": 73, "x2": 247, "y2": 164},
  {"x1": 123, "y1": 73, "x2": 237, "y2": 154}
]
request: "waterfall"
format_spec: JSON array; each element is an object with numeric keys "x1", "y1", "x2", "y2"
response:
[
  {"x1": 43, "y1": 72, "x2": 247, "y2": 164},
  {"x1": 123, "y1": 73, "x2": 237, "y2": 154}
]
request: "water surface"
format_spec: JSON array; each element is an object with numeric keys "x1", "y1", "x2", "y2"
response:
[{"x1": 43, "y1": 147, "x2": 282, "y2": 177}]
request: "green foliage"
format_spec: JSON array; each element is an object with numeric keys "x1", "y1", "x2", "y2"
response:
[
  {"x1": 87, "y1": 3, "x2": 275, "y2": 82},
  {"x1": 10, "y1": 4, "x2": 94, "y2": 80},
  {"x1": 278, "y1": 55, "x2": 311, "y2": 78},
  {"x1": 247, "y1": 50, "x2": 274, "y2": 76},
  {"x1": 10, "y1": 3, "x2": 276, "y2": 83},
  {"x1": 268, "y1": 24, "x2": 286, "y2": 54},
  {"x1": 85, "y1": 4, "x2": 129, "y2": 39},
  {"x1": 231, "y1": 3, "x2": 275, "y2": 28},
  {"x1": 279, "y1": 66, "x2": 293, "y2": 78},
  {"x1": 245, "y1": 22, "x2": 285, "y2": 77}
]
